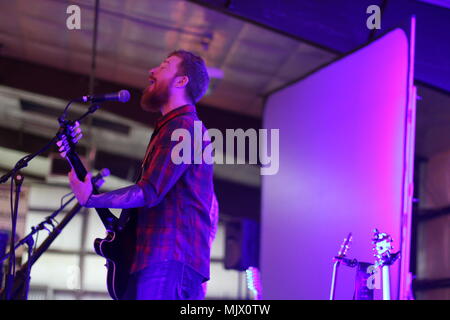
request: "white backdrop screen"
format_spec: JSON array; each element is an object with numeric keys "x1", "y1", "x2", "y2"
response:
[{"x1": 261, "y1": 29, "x2": 410, "y2": 299}]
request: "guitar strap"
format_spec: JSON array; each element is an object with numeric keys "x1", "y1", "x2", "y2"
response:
[{"x1": 117, "y1": 108, "x2": 197, "y2": 230}]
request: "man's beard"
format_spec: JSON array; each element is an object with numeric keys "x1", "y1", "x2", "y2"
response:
[{"x1": 140, "y1": 78, "x2": 172, "y2": 112}]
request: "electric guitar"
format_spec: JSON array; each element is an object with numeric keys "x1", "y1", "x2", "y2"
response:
[
  {"x1": 57, "y1": 121, "x2": 135, "y2": 300},
  {"x1": 330, "y1": 232, "x2": 354, "y2": 300},
  {"x1": 372, "y1": 229, "x2": 400, "y2": 300},
  {"x1": 335, "y1": 232, "x2": 353, "y2": 262}
]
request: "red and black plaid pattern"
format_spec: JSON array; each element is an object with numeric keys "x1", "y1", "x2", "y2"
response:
[{"x1": 131, "y1": 105, "x2": 215, "y2": 281}]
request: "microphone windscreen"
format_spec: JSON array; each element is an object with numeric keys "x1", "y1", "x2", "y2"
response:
[
  {"x1": 118, "y1": 90, "x2": 131, "y2": 103},
  {"x1": 100, "y1": 168, "x2": 111, "y2": 177}
]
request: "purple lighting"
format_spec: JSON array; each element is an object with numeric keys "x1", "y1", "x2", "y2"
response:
[
  {"x1": 261, "y1": 27, "x2": 414, "y2": 299},
  {"x1": 245, "y1": 267, "x2": 262, "y2": 300}
]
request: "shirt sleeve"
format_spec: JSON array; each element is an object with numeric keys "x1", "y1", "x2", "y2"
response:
[
  {"x1": 137, "y1": 117, "x2": 193, "y2": 207},
  {"x1": 209, "y1": 193, "x2": 219, "y2": 245}
]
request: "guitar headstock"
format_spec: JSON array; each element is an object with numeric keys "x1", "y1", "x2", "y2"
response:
[
  {"x1": 245, "y1": 266, "x2": 262, "y2": 300},
  {"x1": 57, "y1": 121, "x2": 83, "y2": 158},
  {"x1": 336, "y1": 232, "x2": 352, "y2": 260},
  {"x1": 372, "y1": 229, "x2": 394, "y2": 267}
]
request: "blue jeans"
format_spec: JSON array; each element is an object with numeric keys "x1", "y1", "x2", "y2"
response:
[{"x1": 122, "y1": 260, "x2": 206, "y2": 300}]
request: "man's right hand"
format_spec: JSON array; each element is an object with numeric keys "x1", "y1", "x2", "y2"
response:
[{"x1": 68, "y1": 169, "x2": 93, "y2": 206}]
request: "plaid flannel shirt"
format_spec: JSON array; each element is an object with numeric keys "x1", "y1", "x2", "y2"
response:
[{"x1": 130, "y1": 105, "x2": 215, "y2": 281}]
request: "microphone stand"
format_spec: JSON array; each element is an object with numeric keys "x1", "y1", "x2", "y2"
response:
[
  {"x1": 329, "y1": 256, "x2": 358, "y2": 300},
  {"x1": 0, "y1": 195, "x2": 76, "y2": 264},
  {"x1": 0, "y1": 193, "x2": 77, "y2": 299},
  {"x1": 0, "y1": 101, "x2": 103, "y2": 186},
  {"x1": 0, "y1": 100, "x2": 105, "y2": 299},
  {"x1": 0, "y1": 101, "x2": 75, "y2": 300},
  {"x1": 0, "y1": 101, "x2": 102, "y2": 185},
  {"x1": 0, "y1": 200, "x2": 83, "y2": 299},
  {"x1": 58, "y1": 103, "x2": 100, "y2": 127},
  {"x1": 1, "y1": 173, "x2": 106, "y2": 299},
  {"x1": 3, "y1": 171, "x2": 24, "y2": 300}
]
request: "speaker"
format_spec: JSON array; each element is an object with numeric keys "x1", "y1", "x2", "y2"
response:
[{"x1": 224, "y1": 218, "x2": 260, "y2": 271}]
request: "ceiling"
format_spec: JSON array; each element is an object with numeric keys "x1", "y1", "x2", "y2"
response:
[
  {"x1": 0, "y1": 0, "x2": 337, "y2": 118},
  {"x1": 194, "y1": 0, "x2": 450, "y2": 94}
]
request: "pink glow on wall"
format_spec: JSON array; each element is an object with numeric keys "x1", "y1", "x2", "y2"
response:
[{"x1": 261, "y1": 28, "x2": 411, "y2": 299}]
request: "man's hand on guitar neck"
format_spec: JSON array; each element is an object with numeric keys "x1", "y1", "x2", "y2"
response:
[
  {"x1": 59, "y1": 122, "x2": 149, "y2": 209},
  {"x1": 68, "y1": 169, "x2": 93, "y2": 206}
]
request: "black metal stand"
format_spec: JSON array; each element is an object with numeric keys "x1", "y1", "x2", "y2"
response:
[
  {"x1": 22, "y1": 233, "x2": 34, "y2": 300},
  {"x1": 329, "y1": 256, "x2": 358, "y2": 300},
  {"x1": 58, "y1": 103, "x2": 100, "y2": 127},
  {"x1": 3, "y1": 172, "x2": 24, "y2": 300},
  {"x1": 1, "y1": 202, "x2": 83, "y2": 299},
  {"x1": 0, "y1": 195, "x2": 76, "y2": 264},
  {"x1": 0, "y1": 138, "x2": 59, "y2": 185},
  {"x1": 0, "y1": 193, "x2": 78, "y2": 300},
  {"x1": 0, "y1": 100, "x2": 104, "y2": 300}
]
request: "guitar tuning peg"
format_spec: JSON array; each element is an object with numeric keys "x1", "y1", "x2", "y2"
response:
[{"x1": 61, "y1": 151, "x2": 67, "y2": 158}]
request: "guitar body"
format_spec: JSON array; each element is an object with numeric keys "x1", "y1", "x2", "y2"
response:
[{"x1": 93, "y1": 212, "x2": 136, "y2": 300}]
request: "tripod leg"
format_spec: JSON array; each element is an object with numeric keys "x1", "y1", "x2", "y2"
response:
[{"x1": 329, "y1": 261, "x2": 340, "y2": 300}]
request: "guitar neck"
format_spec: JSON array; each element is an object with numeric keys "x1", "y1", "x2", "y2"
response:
[{"x1": 66, "y1": 151, "x2": 117, "y2": 230}]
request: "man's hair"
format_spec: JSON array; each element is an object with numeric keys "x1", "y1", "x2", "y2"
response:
[{"x1": 168, "y1": 50, "x2": 210, "y2": 104}]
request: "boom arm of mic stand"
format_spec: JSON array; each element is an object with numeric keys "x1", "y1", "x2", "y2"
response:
[
  {"x1": 335, "y1": 256, "x2": 359, "y2": 268},
  {"x1": 61, "y1": 103, "x2": 101, "y2": 125}
]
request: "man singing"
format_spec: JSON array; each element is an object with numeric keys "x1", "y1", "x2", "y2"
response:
[{"x1": 67, "y1": 50, "x2": 218, "y2": 300}]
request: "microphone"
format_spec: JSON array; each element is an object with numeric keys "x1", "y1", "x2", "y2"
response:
[
  {"x1": 75, "y1": 90, "x2": 130, "y2": 103},
  {"x1": 92, "y1": 168, "x2": 110, "y2": 188}
]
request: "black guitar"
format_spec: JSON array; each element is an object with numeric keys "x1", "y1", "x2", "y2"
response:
[{"x1": 57, "y1": 121, "x2": 135, "y2": 300}]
